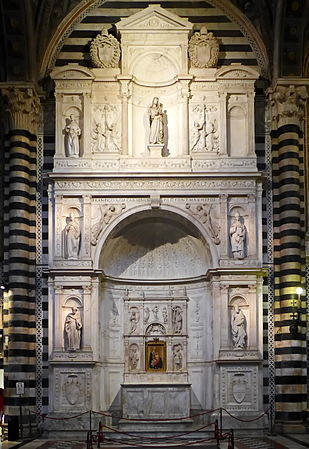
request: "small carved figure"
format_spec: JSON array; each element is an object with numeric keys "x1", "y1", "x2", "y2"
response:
[
  {"x1": 91, "y1": 203, "x2": 126, "y2": 245},
  {"x1": 129, "y1": 344, "x2": 140, "y2": 370},
  {"x1": 148, "y1": 97, "x2": 164, "y2": 144},
  {"x1": 65, "y1": 115, "x2": 81, "y2": 157},
  {"x1": 172, "y1": 306, "x2": 183, "y2": 334},
  {"x1": 173, "y1": 344, "x2": 183, "y2": 371},
  {"x1": 92, "y1": 122, "x2": 106, "y2": 152},
  {"x1": 162, "y1": 306, "x2": 168, "y2": 324},
  {"x1": 152, "y1": 305, "x2": 159, "y2": 321},
  {"x1": 186, "y1": 203, "x2": 220, "y2": 245},
  {"x1": 230, "y1": 211, "x2": 247, "y2": 259},
  {"x1": 129, "y1": 307, "x2": 139, "y2": 334},
  {"x1": 63, "y1": 212, "x2": 81, "y2": 260},
  {"x1": 64, "y1": 307, "x2": 82, "y2": 351},
  {"x1": 191, "y1": 120, "x2": 205, "y2": 152},
  {"x1": 205, "y1": 118, "x2": 219, "y2": 152},
  {"x1": 231, "y1": 304, "x2": 247, "y2": 348},
  {"x1": 144, "y1": 307, "x2": 150, "y2": 324}
]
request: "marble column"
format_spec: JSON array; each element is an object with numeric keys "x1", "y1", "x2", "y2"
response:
[
  {"x1": 1, "y1": 86, "x2": 40, "y2": 417},
  {"x1": 268, "y1": 83, "x2": 308, "y2": 427}
]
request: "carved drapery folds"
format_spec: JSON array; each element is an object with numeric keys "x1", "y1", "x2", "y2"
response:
[
  {"x1": 268, "y1": 84, "x2": 307, "y2": 128},
  {"x1": 185, "y1": 202, "x2": 220, "y2": 244},
  {"x1": 2, "y1": 86, "x2": 41, "y2": 134},
  {"x1": 90, "y1": 28, "x2": 121, "y2": 68},
  {"x1": 188, "y1": 26, "x2": 219, "y2": 68}
]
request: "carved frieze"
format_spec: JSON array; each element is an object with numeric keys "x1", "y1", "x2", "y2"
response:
[
  {"x1": 90, "y1": 28, "x2": 121, "y2": 68},
  {"x1": 188, "y1": 27, "x2": 219, "y2": 68}
]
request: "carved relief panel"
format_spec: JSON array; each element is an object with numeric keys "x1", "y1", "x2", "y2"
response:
[{"x1": 123, "y1": 292, "x2": 188, "y2": 382}]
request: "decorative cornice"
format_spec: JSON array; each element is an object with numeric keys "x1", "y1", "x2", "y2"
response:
[{"x1": 1, "y1": 86, "x2": 41, "y2": 135}]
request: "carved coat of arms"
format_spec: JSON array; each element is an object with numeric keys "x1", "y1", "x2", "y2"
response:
[
  {"x1": 64, "y1": 374, "x2": 82, "y2": 405},
  {"x1": 231, "y1": 374, "x2": 248, "y2": 404},
  {"x1": 188, "y1": 26, "x2": 219, "y2": 68},
  {"x1": 90, "y1": 28, "x2": 121, "y2": 68}
]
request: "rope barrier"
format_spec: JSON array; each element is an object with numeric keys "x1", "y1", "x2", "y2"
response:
[
  {"x1": 100, "y1": 421, "x2": 215, "y2": 441},
  {"x1": 222, "y1": 407, "x2": 269, "y2": 423},
  {"x1": 92, "y1": 407, "x2": 220, "y2": 422}
]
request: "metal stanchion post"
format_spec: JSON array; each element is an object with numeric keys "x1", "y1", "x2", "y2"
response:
[{"x1": 220, "y1": 407, "x2": 223, "y2": 438}]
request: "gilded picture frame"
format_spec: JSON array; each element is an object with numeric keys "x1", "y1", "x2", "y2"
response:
[{"x1": 146, "y1": 340, "x2": 166, "y2": 372}]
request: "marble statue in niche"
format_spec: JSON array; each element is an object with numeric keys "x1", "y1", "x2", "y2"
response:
[
  {"x1": 91, "y1": 105, "x2": 120, "y2": 153},
  {"x1": 229, "y1": 211, "x2": 247, "y2": 259},
  {"x1": 188, "y1": 26, "x2": 219, "y2": 68},
  {"x1": 65, "y1": 115, "x2": 81, "y2": 157},
  {"x1": 129, "y1": 307, "x2": 139, "y2": 334},
  {"x1": 129, "y1": 343, "x2": 140, "y2": 370},
  {"x1": 63, "y1": 212, "x2": 81, "y2": 260},
  {"x1": 64, "y1": 307, "x2": 82, "y2": 351},
  {"x1": 231, "y1": 304, "x2": 247, "y2": 348},
  {"x1": 63, "y1": 374, "x2": 83, "y2": 405},
  {"x1": 90, "y1": 28, "x2": 121, "y2": 68},
  {"x1": 148, "y1": 97, "x2": 164, "y2": 144},
  {"x1": 91, "y1": 203, "x2": 126, "y2": 245},
  {"x1": 172, "y1": 306, "x2": 183, "y2": 334},
  {"x1": 173, "y1": 344, "x2": 183, "y2": 371}
]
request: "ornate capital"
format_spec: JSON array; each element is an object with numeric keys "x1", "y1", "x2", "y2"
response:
[
  {"x1": 268, "y1": 85, "x2": 307, "y2": 128},
  {"x1": 2, "y1": 86, "x2": 41, "y2": 135}
]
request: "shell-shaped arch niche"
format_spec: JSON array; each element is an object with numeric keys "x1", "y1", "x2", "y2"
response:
[{"x1": 99, "y1": 211, "x2": 212, "y2": 280}]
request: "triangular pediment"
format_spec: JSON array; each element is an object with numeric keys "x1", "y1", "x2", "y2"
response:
[{"x1": 116, "y1": 4, "x2": 192, "y2": 32}]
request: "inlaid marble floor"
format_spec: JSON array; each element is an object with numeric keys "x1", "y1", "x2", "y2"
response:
[{"x1": 0, "y1": 434, "x2": 308, "y2": 449}]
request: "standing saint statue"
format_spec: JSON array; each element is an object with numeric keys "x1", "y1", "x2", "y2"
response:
[
  {"x1": 65, "y1": 115, "x2": 81, "y2": 157},
  {"x1": 148, "y1": 97, "x2": 164, "y2": 144},
  {"x1": 231, "y1": 304, "x2": 247, "y2": 348},
  {"x1": 63, "y1": 213, "x2": 81, "y2": 260},
  {"x1": 64, "y1": 307, "x2": 82, "y2": 351},
  {"x1": 229, "y1": 211, "x2": 247, "y2": 259}
]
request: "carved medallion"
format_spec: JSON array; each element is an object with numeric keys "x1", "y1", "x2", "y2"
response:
[
  {"x1": 188, "y1": 27, "x2": 219, "y2": 68},
  {"x1": 90, "y1": 28, "x2": 121, "y2": 68}
]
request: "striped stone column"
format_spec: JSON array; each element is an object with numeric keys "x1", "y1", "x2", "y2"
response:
[
  {"x1": 269, "y1": 84, "x2": 308, "y2": 428},
  {"x1": 1, "y1": 86, "x2": 40, "y2": 418}
]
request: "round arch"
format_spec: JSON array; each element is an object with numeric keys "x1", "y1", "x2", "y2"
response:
[
  {"x1": 40, "y1": 0, "x2": 269, "y2": 79},
  {"x1": 92, "y1": 204, "x2": 219, "y2": 275}
]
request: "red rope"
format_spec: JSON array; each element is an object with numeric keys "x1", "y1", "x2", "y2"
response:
[
  {"x1": 92, "y1": 407, "x2": 220, "y2": 422},
  {"x1": 43, "y1": 411, "x2": 89, "y2": 420},
  {"x1": 222, "y1": 407, "x2": 270, "y2": 423},
  {"x1": 100, "y1": 421, "x2": 215, "y2": 440}
]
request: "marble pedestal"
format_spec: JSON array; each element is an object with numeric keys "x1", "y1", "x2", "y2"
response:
[{"x1": 148, "y1": 144, "x2": 164, "y2": 157}]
